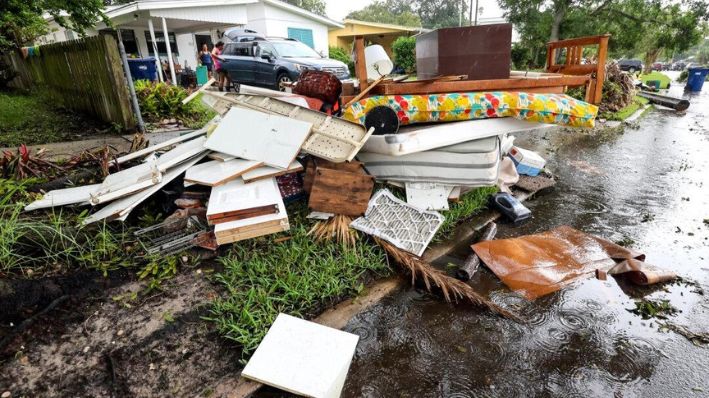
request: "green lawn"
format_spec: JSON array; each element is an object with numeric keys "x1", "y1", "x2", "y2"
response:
[
  {"x1": 600, "y1": 95, "x2": 650, "y2": 121},
  {"x1": 0, "y1": 90, "x2": 111, "y2": 147}
]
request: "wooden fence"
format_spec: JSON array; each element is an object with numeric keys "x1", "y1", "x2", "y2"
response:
[{"x1": 3, "y1": 34, "x2": 135, "y2": 129}]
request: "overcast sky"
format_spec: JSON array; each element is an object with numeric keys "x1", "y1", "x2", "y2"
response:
[{"x1": 325, "y1": 0, "x2": 506, "y2": 22}]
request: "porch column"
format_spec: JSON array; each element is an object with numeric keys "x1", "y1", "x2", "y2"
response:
[
  {"x1": 147, "y1": 18, "x2": 164, "y2": 82},
  {"x1": 161, "y1": 17, "x2": 177, "y2": 84}
]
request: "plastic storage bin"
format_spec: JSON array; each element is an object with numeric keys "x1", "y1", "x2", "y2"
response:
[
  {"x1": 509, "y1": 146, "x2": 546, "y2": 176},
  {"x1": 127, "y1": 57, "x2": 158, "y2": 81}
]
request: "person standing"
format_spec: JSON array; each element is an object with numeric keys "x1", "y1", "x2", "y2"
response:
[
  {"x1": 211, "y1": 41, "x2": 231, "y2": 91},
  {"x1": 198, "y1": 43, "x2": 213, "y2": 78}
]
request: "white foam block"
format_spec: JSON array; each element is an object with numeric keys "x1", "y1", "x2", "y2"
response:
[{"x1": 242, "y1": 313, "x2": 359, "y2": 398}]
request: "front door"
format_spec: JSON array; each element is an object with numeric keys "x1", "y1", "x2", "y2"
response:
[{"x1": 195, "y1": 34, "x2": 213, "y2": 51}]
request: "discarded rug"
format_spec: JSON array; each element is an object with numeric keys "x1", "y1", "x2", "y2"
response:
[
  {"x1": 351, "y1": 189, "x2": 444, "y2": 256},
  {"x1": 472, "y1": 226, "x2": 676, "y2": 299},
  {"x1": 343, "y1": 92, "x2": 598, "y2": 128}
]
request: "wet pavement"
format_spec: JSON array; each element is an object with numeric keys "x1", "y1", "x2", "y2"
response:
[{"x1": 342, "y1": 74, "x2": 709, "y2": 397}]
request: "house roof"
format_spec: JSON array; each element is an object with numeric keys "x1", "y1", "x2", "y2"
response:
[
  {"x1": 101, "y1": 0, "x2": 343, "y2": 28},
  {"x1": 342, "y1": 19, "x2": 426, "y2": 32}
]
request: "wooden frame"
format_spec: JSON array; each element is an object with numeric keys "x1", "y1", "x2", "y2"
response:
[
  {"x1": 545, "y1": 34, "x2": 610, "y2": 104},
  {"x1": 346, "y1": 34, "x2": 610, "y2": 105}
]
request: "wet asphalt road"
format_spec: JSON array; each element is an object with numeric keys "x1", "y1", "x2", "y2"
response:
[{"x1": 342, "y1": 73, "x2": 709, "y2": 397}]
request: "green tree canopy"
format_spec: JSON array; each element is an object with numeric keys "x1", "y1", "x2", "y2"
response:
[
  {"x1": 346, "y1": 0, "x2": 422, "y2": 27},
  {"x1": 346, "y1": 0, "x2": 468, "y2": 29},
  {"x1": 1, "y1": 0, "x2": 108, "y2": 50},
  {"x1": 282, "y1": 0, "x2": 327, "y2": 16}
]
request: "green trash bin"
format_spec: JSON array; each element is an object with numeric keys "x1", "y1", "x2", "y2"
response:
[{"x1": 196, "y1": 65, "x2": 208, "y2": 85}]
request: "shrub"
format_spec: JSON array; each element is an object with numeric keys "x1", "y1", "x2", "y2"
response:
[
  {"x1": 328, "y1": 46, "x2": 354, "y2": 76},
  {"x1": 134, "y1": 80, "x2": 215, "y2": 128},
  {"x1": 511, "y1": 43, "x2": 532, "y2": 69},
  {"x1": 392, "y1": 36, "x2": 416, "y2": 74}
]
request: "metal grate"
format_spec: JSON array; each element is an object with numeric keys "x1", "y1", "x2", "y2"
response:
[
  {"x1": 134, "y1": 215, "x2": 211, "y2": 257},
  {"x1": 351, "y1": 189, "x2": 444, "y2": 256}
]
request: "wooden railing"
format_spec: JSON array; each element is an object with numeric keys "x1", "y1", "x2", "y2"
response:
[{"x1": 545, "y1": 34, "x2": 610, "y2": 104}]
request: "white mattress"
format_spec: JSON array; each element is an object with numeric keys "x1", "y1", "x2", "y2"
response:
[
  {"x1": 361, "y1": 117, "x2": 549, "y2": 156},
  {"x1": 357, "y1": 135, "x2": 501, "y2": 187}
]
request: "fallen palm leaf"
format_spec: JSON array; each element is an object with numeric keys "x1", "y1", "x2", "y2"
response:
[
  {"x1": 307, "y1": 215, "x2": 357, "y2": 247},
  {"x1": 375, "y1": 238, "x2": 522, "y2": 322}
]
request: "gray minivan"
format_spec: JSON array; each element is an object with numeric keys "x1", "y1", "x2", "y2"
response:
[{"x1": 220, "y1": 38, "x2": 350, "y2": 90}]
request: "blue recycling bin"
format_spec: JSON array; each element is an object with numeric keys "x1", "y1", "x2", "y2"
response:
[
  {"x1": 685, "y1": 66, "x2": 709, "y2": 92},
  {"x1": 127, "y1": 57, "x2": 158, "y2": 81}
]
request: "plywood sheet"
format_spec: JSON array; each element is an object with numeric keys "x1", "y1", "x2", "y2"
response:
[
  {"x1": 184, "y1": 159, "x2": 263, "y2": 186},
  {"x1": 206, "y1": 178, "x2": 281, "y2": 220},
  {"x1": 309, "y1": 167, "x2": 374, "y2": 216},
  {"x1": 241, "y1": 160, "x2": 303, "y2": 183},
  {"x1": 204, "y1": 107, "x2": 311, "y2": 169},
  {"x1": 241, "y1": 313, "x2": 359, "y2": 398}
]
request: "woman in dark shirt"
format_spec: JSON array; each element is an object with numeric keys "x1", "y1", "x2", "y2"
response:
[{"x1": 198, "y1": 43, "x2": 213, "y2": 78}]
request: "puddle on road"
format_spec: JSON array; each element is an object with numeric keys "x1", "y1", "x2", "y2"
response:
[{"x1": 343, "y1": 77, "x2": 709, "y2": 397}]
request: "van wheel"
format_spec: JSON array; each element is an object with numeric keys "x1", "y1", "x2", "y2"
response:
[
  {"x1": 628, "y1": 67, "x2": 636, "y2": 73},
  {"x1": 276, "y1": 73, "x2": 292, "y2": 91}
]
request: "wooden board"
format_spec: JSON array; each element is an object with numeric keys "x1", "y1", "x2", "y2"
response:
[
  {"x1": 216, "y1": 221, "x2": 290, "y2": 245},
  {"x1": 367, "y1": 75, "x2": 589, "y2": 96},
  {"x1": 208, "y1": 204, "x2": 279, "y2": 225},
  {"x1": 204, "y1": 107, "x2": 312, "y2": 169},
  {"x1": 184, "y1": 159, "x2": 263, "y2": 187},
  {"x1": 206, "y1": 178, "x2": 282, "y2": 221},
  {"x1": 303, "y1": 158, "x2": 365, "y2": 193},
  {"x1": 208, "y1": 152, "x2": 237, "y2": 162},
  {"x1": 215, "y1": 217, "x2": 287, "y2": 239},
  {"x1": 241, "y1": 160, "x2": 303, "y2": 183},
  {"x1": 308, "y1": 167, "x2": 374, "y2": 216}
]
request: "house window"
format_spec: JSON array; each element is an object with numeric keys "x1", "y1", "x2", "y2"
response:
[
  {"x1": 287, "y1": 28, "x2": 314, "y2": 49},
  {"x1": 100, "y1": 29, "x2": 140, "y2": 57},
  {"x1": 144, "y1": 31, "x2": 178, "y2": 56}
]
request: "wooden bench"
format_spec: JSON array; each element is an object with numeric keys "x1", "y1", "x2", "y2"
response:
[{"x1": 545, "y1": 34, "x2": 610, "y2": 104}]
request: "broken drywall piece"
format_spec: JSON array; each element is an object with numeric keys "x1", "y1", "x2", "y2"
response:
[
  {"x1": 405, "y1": 182, "x2": 450, "y2": 211},
  {"x1": 351, "y1": 189, "x2": 444, "y2": 256},
  {"x1": 24, "y1": 184, "x2": 101, "y2": 211},
  {"x1": 241, "y1": 313, "x2": 359, "y2": 398},
  {"x1": 241, "y1": 160, "x2": 303, "y2": 183},
  {"x1": 206, "y1": 178, "x2": 282, "y2": 225},
  {"x1": 184, "y1": 159, "x2": 263, "y2": 186},
  {"x1": 204, "y1": 107, "x2": 311, "y2": 169}
]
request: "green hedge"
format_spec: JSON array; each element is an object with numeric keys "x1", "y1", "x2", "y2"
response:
[{"x1": 392, "y1": 36, "x2": 416, "y2": 74}]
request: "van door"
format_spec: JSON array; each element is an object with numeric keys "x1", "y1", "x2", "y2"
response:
[
  {"x1": 222, "y1": 43, "x2": 255, "y2": 84},
  {"x1": 254, "y1": 43, "x2": 278, "y2": 87}
]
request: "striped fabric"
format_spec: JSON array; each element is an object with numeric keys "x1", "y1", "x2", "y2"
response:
[{"x1": 356, "y1": 135, "x2": 501, "y2": 187}]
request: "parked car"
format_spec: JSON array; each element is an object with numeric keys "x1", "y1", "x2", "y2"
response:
[
  {"x1": 671, "y1": 61, "x2": 686, "y2": 71},
  {"x1": 220, "y1": 37, "x2": 350, "y2": 90},
  {"x1": 652, "y1": 62, "x2": 666, "y2": 71},
  {"x1": 617, "y1": 59, "x2": 643, "y2": 73}
]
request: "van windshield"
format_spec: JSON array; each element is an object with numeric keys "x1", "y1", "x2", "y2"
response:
[{"x1": 271, "y1": 41, "x2": 321, "y2": 58}]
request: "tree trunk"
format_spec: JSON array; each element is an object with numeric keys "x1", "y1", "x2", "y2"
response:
[
  {"x1": 549, "y1": 0, "x2": 569, "y2": 42},
  {"x1": 643, "y1": 49, "x2": 661, "y2": 74}
]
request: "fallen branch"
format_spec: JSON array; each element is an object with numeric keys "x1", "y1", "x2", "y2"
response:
[{"x1": 375, "y1": 238, "x2": 523, "y2": 323}]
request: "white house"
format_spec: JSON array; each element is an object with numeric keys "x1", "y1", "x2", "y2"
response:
[{"x1": 39, "y1": 0, "x2": 343, "y2": 82}]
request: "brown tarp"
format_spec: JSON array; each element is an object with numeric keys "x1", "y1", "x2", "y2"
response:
[{"x1": 472, "y1": 226, "x2": 675, "y2": 299}]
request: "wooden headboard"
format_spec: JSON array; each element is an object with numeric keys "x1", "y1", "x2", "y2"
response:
[{"x1": 545, "y1": 34, "x2": 610, "y2": 104}]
